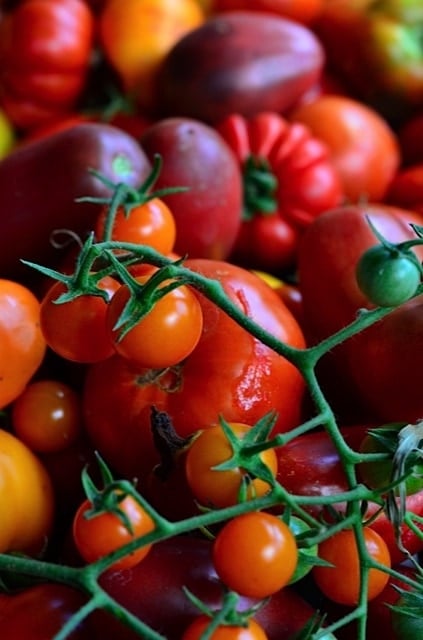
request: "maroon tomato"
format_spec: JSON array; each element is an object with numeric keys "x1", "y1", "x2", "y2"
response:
[
  {"x1": 94, "y1": 535, "x2": 329, "y2": 640},
  {"x1": 140, "y1": 117, "x2": 243, "y2": 260},
  {"x1": 386, "y1": 164, "x2": 423, "y2": 214},
  {"x1": 83, "y1": 260, "x2": 305, "y2": 482}
]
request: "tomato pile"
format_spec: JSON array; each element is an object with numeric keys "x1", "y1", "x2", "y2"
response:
[{"x1": 0, "y1": 1, "x2": 423, "y2": 639}]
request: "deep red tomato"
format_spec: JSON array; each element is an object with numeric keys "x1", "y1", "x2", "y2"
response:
[
  {"x1": 106, "y1": 275, "x2": 204, "y2": 369},
  {"x1": 184, "y1": 421, "x2": 278, "y2": 508},
  {"x1": 313, "y1": 527, "x2": 391, "y2": 605},
  {"x1": 213, "y1": 511, "x2": 298, "y2": 598},
  {"x1": 0, "y1": 583, "x2": 96, "y2": 640},
  {"x1": 140, "y1": 117, "x2": 243, "y2": 260},
  {"x1": 211, "y1": 0, "x2": 324, "y2": 25},
  {"x1": 182, "y1": 615, "x2": 268, "y2": 640},
  {"x1": 290, "y1": 95, "x2": 400, "y2": 202},
  {"x1": 40, "y1": 275, "x2": 120, "y2": 363},
  {"x1": 83, "y1": 260, "x2": 306, "y2": 482},
  {"x1": 72, "y1": 493, "x2": 155, "y2": 571},
  {"x1": 386, "y1": 164, "x2": 423, "y2": 214}
]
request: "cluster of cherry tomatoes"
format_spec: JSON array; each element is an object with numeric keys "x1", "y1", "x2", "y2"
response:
[{"x1": 0, "y1": 1, "x2": 423, "y2": 639}]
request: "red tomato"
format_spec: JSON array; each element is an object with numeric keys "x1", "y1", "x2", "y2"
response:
[
  {"x1": 140, "y1": 117, "x2": 243, "y2": 260},
  {"x1": 0, "y1": 0, "x2": 95, "y2": 130},
  {"x1": 0, "y1": 279, "x2": 46, "y2": 409},
  {"x1": 290, "y1": 95, "x2": 400, "y2": 202},
  {"x1": 398, "y1": 113, "x2": 423, "y2": 165},
  {"x1": 106, "y1": 275, "x2": 204, "y2": 369},
  {"x1": 184, "y1": 421, "x2": 278, "y2": 508},
  {"x1": 182, "y1": 616, "x2": 268, "y2": 640},
  {"x1": 83, "y1": 260, "x2": 306, "y2": 482},
  {"x1": 72, "y1": 493, "x2": 155, "y2": 571},
  {"x1": 11, "y1": 379, "x2": 82, "y2": 453},
  {"x1": 0, "y1": 583, "x2": 95, "y2": 640},
  {"x1": 386, "y1": 164, "x2": 423, "y2": 214},
  {"x1": 313, "y1": 528, "x2": 391, "y2": 605},
  {"x1": 213, "y1": 511, "x2": 298, "y2": 599},
  {"x1": 40, "y1": 276, "x2": 120, "y2": 363}
]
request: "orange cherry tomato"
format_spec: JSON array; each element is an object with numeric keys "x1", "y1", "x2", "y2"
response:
[
  {"x1": 0, "y1": 279, "x2": 46, "y2": 409},
  {"x1": 0, "y1": 428, "x2": 54, "y2": 555},
  {"x1": 12, "y1": 379, "x2": 82, "y2": 453},
  {"x1": 313, "y1": 527, "x2": 391, "y2": 605},
  {"x1": 185, "y1": 421, "x2": 278, "y2": 508},
  {"x1": 212, "y1": 511, "x2": 298, "y2": 599},
  {"x1": 72, "y1": 493, "x2": 155, "y2": 570},
  {"x1": 182, "y1": 615, "x2": 269, "y2": 640}
]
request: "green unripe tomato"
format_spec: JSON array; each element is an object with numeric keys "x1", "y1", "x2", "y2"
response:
[
  {"x1": 392, "y1": 595, "x2": 423, "y2": 640},
  {"x1": 356, "y1": 245, "x2": 421, "y2": 307}
]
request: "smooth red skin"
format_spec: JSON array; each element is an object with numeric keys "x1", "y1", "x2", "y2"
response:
[
  {"x1": 83, "y1": 260, "x2": 305, "y2": 482},
  {"x1": 398, "y1": 114, "x2": 423, "y2": 166},
  {"x1": 386, "y1": 164, "x2": 423, "y2": 213},
  {"x1": 0, "y1": 583, "x2": 96, "y2": 640},
  {"x1": 212, "y1": 0, "x2": 325, "y2": 25},
  {"x1": 0, "y1": 0, "x2": 95, "y2": 130},
  {"x1": 154, "y1": 12, "x2": 324, "y2": 123},
  {"x1": 0, "y1": 123, "x2": 152, "y2": 281},
  {"x1": 95, "y1": 535, "x2": 322, "y2": 640},
  {"x1": 298, "y1": 203, "x2": 423, "y2": 423},
  {"x1": 140, "y1": 117, "x2": 243, "y2": 260}
]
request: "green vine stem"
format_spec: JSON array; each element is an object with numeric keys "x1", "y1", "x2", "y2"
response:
[{"x1": 4, "y1": 179, "x2": 423, "y2": 639}]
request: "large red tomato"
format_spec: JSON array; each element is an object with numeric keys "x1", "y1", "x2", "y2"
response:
[
  {"x1": 298, "y1": 203, "x2": 423, "y2": 423},
  {"x1": 83, "y1": 260, "x2": 305, "y2": 481}
]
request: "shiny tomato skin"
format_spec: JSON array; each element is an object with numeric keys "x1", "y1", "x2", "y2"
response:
[
  {"x1": 0, "y1": 583, "x2": 95, "y2": 640},
  {"x1": 40, "y1": 276, "x2": 120, "y2": 364},
  {"x1": 83, "y1": 260, "x2": 305, "y2": 482},
  {"x1": 140, "y1": 117, "x2": 243, "y2": 260},
  {"x1": 182, "y1": 616, "x2": 268, "y2": 640},
  {"x1": 0, "y1": 279, "x2": 46, "y2": 409},
  {"x1": 95, "y1": 535, "x2": 326, "y2": 640},
  {"x1": 185, "y1": 421, "x2": 278, "y2": 508},
  {"x1": 72, "y1": 494, "x2": 155, "y2": 571},
  {"x1": 290, "y1": 95, "x2": 400, "y2": 202},
  {"x1": 313, "y1": 528, "x2": 391, "y2": 606}
]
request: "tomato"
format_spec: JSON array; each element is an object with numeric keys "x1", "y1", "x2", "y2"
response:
[
  {"x1": 95, "y1": 535, "x2": 324, "y2": 640},
  {"x1": 40, "y1": 276, "x2": 120, "y2": 364},
  {"x1": 386, "y1": 164, "x2": 423, "y2": 214},
  {"x1": 0, "y1": 279, "x2": 46, "y2": 409},
  {"x1": 398, "y1": 113, "x2": 423, "y2": 166},
  {"x1": 182, "y1": 615, "x2": 268, "y2": 640},
  {"x1": 98, "y1": 0, "x2": 205, "y2": 109},
  {"x1": 184, "y1": 421, "x2": 278, "y2": 508},
  {"x1": 72, "y1": 493, "x2": 155, "y2": 571},
  {"x1": 140, "y1": 117, "x2": 243, "y2": 260},
  {"x1": 0, "y1": 428, "x2": 54, "y2": 555},
  {"x1": 95, "y1": 197, "x2": 176, "y2": 255},
  {"x1": 356, "y1": 244, "x2": 421, "y2": 307},
  {"x1": 106, "y1": 275, "x2": 204, "y2": 369},
  {"x1": 11, "y1": 379, "x2": 82, "y2": 453},
  {"x1": 0, "y1": 0, "x2": 95, "y2": 130},
  {"x1": 298, "y1": 203, "x2": 423, "y2": 423},
  {"x1": 210, "y1": 0, "x2": 324, "y2": 25},
  {"x1": 0, "y1": 583, "x2": 95, "y2": 640},
  {"x1": 391, "y1": 592, "x2": 423, "y2": 640},
  {"x1": 312, "y1": 527, "x2": 391, "y2": 606},
  {"x1": 83, "y1": 260, "x2": 305, "y2": 482},
  {"x1": 290, "y1": 95, "x2": 400, "y2": 202},
  {"x1": 212, "y1": 511, "x2": 298, "y2": 599}
]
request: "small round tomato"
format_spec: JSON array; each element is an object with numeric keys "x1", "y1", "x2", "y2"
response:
[
  {"x1": 106, "y1": 276, "x2": 204, "y2": 369},
  {"x1": 72, "y1": 493, "x2": 155, "y2": 571},
  {"x1": 290, "y1": 95, "x2": 400, "y2": 202},
  {"x1": 182, "y1": 615, "x2": 268, "y2": 640},
  {"x1": 0, "y1": 428, "x2": 54, "y2": 555},
  {"x1": 40, "y1": 276, "x2": 120, "y2": 363},
  {"x1": 356, "y1": 244, "x2": 421, "y2": 307},
  {"x1": 95, "y1": 197, "x2": 176, "y2": 255},
  {"x1": 213, "y1": 511, "x2": 298, "y2": 599},
  {"x1": 185, "y1": 421, "x2": 277, "y2": 509},
  {"x1": 312, "y1": 527, "x2": 391, "y2": 605},
  {"x1": 11, "y1": 379, "x2": 82, "y2": 453},
  {"x1": 0, "y1": 279, "x2": 46, "y2": 409}
]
